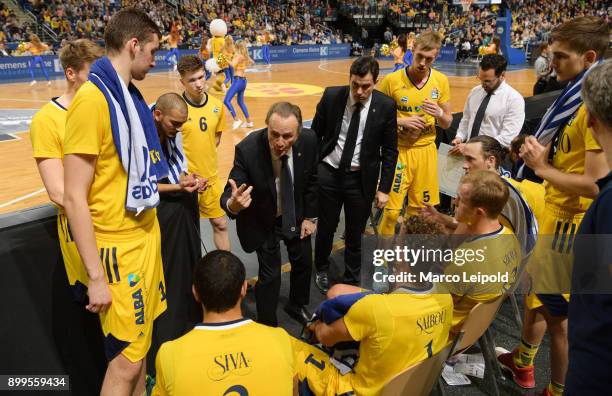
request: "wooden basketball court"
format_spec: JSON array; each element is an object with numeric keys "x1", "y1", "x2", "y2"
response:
[{"x1": 0, "y1": 58, "x2": 536, "y2": 215}]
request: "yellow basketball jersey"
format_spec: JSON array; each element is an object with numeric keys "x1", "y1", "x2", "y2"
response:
[
  {"x1": 378, "y1": 67, "x2": 450, "y2": 148},
  {"x1": 342, "y1": 292, "x2": 453, "y2": 396},
  {"x1": 30, "y1": 98, "x2": 67, "y2": 212},
  {"x1": 31, "y1": 98, "x2": 66, "y2": 159},
  {"x1": 64, "y1": 81, "x2": 156, "y2": 233},
  {"x1": 505, "y1": 177, "x2": 546, "y2": 227},
  {"x1": 181, "y1": 92, "x2": 225, "y2": 180},
  {"x1": 153, "y1": 319, "x2": 295, "y2": 396},
  {"x1": 31, "y1": 98, "x2": 87, "y2": 291},
  {"x1": 444, "y1": 226, "x2": 520, "y2": 328},
  {"x1": 546, "y1": 105, "x2": 601, "y2": 212}
]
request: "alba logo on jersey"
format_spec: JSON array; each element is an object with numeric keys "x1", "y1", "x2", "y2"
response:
[
  {"x1": 132, "y1": 146, "x2": 159, "y2": 200},
  {"x1": 128, "y1": 273, "x2": 141, "y2": 287},
  {"x1": 132, "y1": 288, "x2": 145, "y2": 325},
  {"x1": 416, "y1": 309, "x2": 447, "y2": 335},
  {"x1": 208, "y1": 352, "x2": 252, "y2": 380}
]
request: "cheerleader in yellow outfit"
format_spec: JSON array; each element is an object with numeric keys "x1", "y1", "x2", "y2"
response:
[{"x1": 26, "y1": 34, "x2": 51, "y2": 86}]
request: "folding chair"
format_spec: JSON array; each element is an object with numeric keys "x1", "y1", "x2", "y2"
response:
[
  {"x1": 449, "y1": 296, "x2": 506, "y2": 396},
  {"x1": 380, "y1": 343, "x2": 453, "y2": 396}
]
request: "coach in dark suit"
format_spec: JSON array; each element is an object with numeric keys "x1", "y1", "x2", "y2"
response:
[
  {"x1": 221, "y1": 102, "x2": 318, "y2": 327},
  {"x1": 311, "y1": 56, "x2": 398, "y2": 291}
]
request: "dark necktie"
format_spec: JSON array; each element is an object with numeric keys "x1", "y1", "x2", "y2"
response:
[
  {"x1": 280, "y1": 155, "x2": 297, "y2": 239},
  {"x1": 469, "y1": 92, "x2": 492, "y2": 140},
  {"x1": 338, "y1": 102, "x2": 363, "y2": 172}
]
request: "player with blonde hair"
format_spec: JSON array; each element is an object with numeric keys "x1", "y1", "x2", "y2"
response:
[{"x1": 30, "y1": 39, "x2": 104, "y2": 302}]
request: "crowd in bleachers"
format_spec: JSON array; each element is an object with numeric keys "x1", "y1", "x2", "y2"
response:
[
  {"x1": 0, "y1": 0, "x2": 343, "y2": 55},
  {"x1": 1, "y1": 0, "x2": 609, "y2": 58},
  {"x1": 1, "y1": 2, "x2": 35, "y2": 51},
  {"x1": 449, "y1": 0, "x2": 609, "y2": 61},
  {"x1": 344, "y1": 0, "x2": 609, "y2": 62}
]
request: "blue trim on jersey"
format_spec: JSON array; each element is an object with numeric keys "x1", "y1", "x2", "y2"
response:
[
  {"x1": 195, "y1": 318, "x2": 252, "y2": 329},
  {"x1": 70, "y1": 280, "x2": 88, "y2": 304},
  {"x1": 536, "y1": 294, "x2": 568, "y2": 317},
  {"x1": 104, "y1": 333, "x2": 130, "y2": 361},
  {"x1": 465, "y1": 225, "x2": 504, "y2": 243},
  {"x1": 51, "y1": 97, "x2": 67, "y2": 111},
  {"x1": 502, "y1": 178, "x2": 538, "y2": 255}
]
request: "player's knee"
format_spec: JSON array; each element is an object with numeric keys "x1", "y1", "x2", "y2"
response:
[
  {"x1": 547, "y1": 317, "x2": 568, "y2": 337},
  {"x1": 326, "y1": 284, "x2": 360, "y2": 300},
  {"x1": 109, "y1": 355, "x2": 142, "y2": 384},
  {"x1": 211, "y1": 216, "x2": 228, "y2": 232},
  {"x1": 326, "y1": 284, "x2": 344, "y2": 300},
  {"x1": 378, "y1": 209, "x2": 400, "y2": 235}
]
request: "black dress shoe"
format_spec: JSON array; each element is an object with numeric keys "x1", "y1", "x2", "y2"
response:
[
  {"x1": 283, "y1": 303, "x2": 313, "y2": 326},
  {"x1": 315, "y1": 271, "x2": 330, "y2": 294}
]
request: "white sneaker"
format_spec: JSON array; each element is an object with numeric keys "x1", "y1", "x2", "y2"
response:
[
  {"x1": 232, "y1": 119, "x2": 243, "y2": 130},
  {"x1": 241, "y1": 121, "x2": 254, "y2": 128},
  {"x1": 30, "y1": 80, "x2": 37, "y2": 86},
  {"x1": 173, "y1": 64, "x2": 177, "y2": 72},
  {"x1": 47, "y1": 81, "x2": 52, "y2": 86}
]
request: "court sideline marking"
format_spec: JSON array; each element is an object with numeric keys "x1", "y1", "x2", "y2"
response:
[{"x1": 0, "y1": 188, "x2": 46, "y2": 209}]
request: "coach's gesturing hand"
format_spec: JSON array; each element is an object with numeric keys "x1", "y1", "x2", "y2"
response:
[
  {"x1": 227, "y1": 178, "x2": 253, "y2": 214},
  {"x1": 87, "y1": 276, "x2": 112, "y2": 313}
]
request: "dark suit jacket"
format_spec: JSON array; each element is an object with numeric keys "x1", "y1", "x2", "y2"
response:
[
  {"x1": 311, "y1": 86, "x2": 398, "y2": 200},
  {"x1": 221, "y1": 128, "x2": 318, "y2": 253}
]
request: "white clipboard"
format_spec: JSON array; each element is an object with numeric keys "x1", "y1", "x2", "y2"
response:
[{"x1": 437, "y1": 143, "x2": 465, "y2": 198}]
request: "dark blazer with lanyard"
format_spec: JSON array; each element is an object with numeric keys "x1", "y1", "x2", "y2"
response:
[{"x1": 221, "y1": 128, "x2": 318, "y2": 326}]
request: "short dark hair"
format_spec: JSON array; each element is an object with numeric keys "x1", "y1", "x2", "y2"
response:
[
  {"x1": 177, "y1": 55, "x2": 204, "y2": 77},
  {"x1": 104, "y1": 8, "x2": 161, "y2": 54},
  {"x1": 193, "y1": 251, "x2": 246, "y2": 313},
  {"x1": 550, "y1": 16, "x2": 609, "y2": 58},
  {"x1": 350, "y1": 56, "x2": 379, "y2": 81},
  {"x1": 510, "y1": 134, "x2": 527, "y2": 158},
  {"x1": 467, "y1": 135, "x2": 506, "y2": 168},
  {"x1": 155, "y1": 92, "x2": 187, "y2": 115},
  {"x1": 480, "y1": 54, "x2": 507, "y2": 76},
  {"x1": 265, "y1": 101, "x2": 303, "y2": 129}
]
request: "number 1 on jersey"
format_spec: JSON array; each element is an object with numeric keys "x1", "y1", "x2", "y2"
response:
[{"x1": 425, "y1": 339, "x2": 433, "y2": 358}]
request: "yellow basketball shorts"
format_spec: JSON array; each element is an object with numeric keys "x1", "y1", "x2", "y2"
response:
[
  {"x1": 57, "y1": 213, "x2": 88, "y2": 301},
  {"x1": 378, "y1": 144, "x2": 439, "y2": 235},
  {"x1": 198, "y1": 176, "x2": 226, "y2": 219},
  {"x1": 96, "y1": 218, "x2": 167, "y2": 362},
  {"x1": 292, "y1": 338, "x2": 354, "y2": 396},
  {"x1": 525, "y1": 204, "x2": 582, "y2": 311}
]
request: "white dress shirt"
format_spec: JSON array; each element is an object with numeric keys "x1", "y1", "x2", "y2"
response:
[
  {"x1": 271, "y1": 147, "x2": 294, "y2": 217},
  {"x1": 324, "y1": 92, "x2": 372, "y2": 170},
  {"x1": 456, "y1": 80, "x2": 525, "y2": 148},
  {"x1": 225, "y1": 147, "x2": 295, "y2": 217}
]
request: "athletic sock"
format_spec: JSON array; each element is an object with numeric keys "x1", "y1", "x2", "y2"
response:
[
  {"x1": 513, "y1": 337, "x2": 539, "y2": 367},
  {"x1": 547, "y1": 380, "x2": 564, "y2": 396}
]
